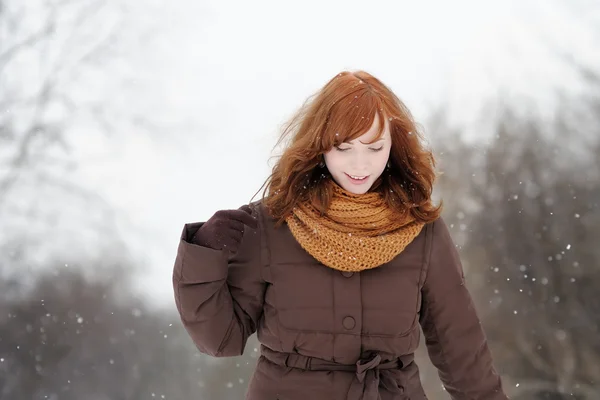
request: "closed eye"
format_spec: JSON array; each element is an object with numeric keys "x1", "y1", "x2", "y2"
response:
[
  {"x1": 370, "y1": 146, "x2": 384, "y2": 152},
  {"x1": 335, "y1": 147, "x2": 351, "y2": 152}
]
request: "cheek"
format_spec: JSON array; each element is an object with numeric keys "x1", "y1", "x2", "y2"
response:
[
  {"x1": 368, "y1": 151, "x2": 391, "y2": 179},
  {"x1": 377, "y1": 150, "x2": 391, "y2": 167},
  {"x1": 323, "y1": 152, "x2": 344, "y2": 171},
  {"x1": 372, "y1": 149, "x2": 390, "y2": 169}
]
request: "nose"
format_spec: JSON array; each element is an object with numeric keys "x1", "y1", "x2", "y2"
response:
[{"x1": 349, "y1": 151, "x2": 369, "y2": 171}]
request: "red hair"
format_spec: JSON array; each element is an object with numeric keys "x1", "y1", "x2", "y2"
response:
[{"x1": 257, "y1": 70, "x2": 442, "y2": 226}]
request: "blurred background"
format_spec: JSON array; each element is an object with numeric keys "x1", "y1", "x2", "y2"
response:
[{"x1": 1, "y1": 0, "x2": 599, "y2": 399}]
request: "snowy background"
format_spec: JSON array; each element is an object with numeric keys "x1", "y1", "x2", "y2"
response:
[{"x1": 1, "y1": 0, "x2": 599, "y2": 399}]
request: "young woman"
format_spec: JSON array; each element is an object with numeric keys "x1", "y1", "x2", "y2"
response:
[{"x1": 172, "y1": 71, "x2": 508, "y2": 400}]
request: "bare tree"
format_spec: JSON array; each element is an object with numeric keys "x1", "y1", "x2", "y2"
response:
[
  {"x1": 1, "y1": 0, "x2": 124, "y2": 202},
  {"x1": 429, "y1": 91, "x2": 600, "y2": 399},
  {"x1": 0, "y1": 254, "x2": 219, "y2": 400},
  {"x1": 0, "y1": 0, "x2": 166, "y2": 279}
]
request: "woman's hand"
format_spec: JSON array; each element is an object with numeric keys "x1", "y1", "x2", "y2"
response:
[{"x1": 191, "y1": 205, "x2": 258, "y2": 253}]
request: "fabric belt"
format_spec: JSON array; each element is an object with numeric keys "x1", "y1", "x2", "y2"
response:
[{"x1": 261, "y1": 345, "x2": 413, "y2": 400}]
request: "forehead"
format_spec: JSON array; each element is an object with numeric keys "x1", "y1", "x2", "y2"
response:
[
  {"x1": 323, "y1": 88, "x2": 394, "y2": 148},
  {"x1": 347, "y1": 114, "x2": 390, "y2": 143}
]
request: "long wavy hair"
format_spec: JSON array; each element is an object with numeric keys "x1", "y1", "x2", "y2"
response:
[{"x1": 257, "y1": 70, "x2": 442, "y2": 226}]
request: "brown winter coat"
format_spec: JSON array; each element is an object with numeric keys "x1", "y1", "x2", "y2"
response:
[{"x1": 172, "y1": 201, "x2": 508, "y2": 400}]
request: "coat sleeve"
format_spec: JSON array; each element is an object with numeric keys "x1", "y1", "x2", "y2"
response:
[
  {"x1": 172, "y1": 203, "x2": 266, "y2": 357},
  {"x1": 419, "y1": 218, "x2": 509, "y2": 400}
]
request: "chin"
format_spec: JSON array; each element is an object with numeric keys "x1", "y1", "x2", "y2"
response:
[
  {"x1": 332, "y1": 175, "x2": 375, "y2": 194},
  {"x1": 341, "y1": 183, "x2": 372, "y2": 195}
]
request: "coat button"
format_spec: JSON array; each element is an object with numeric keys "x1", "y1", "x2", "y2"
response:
[
  {"x1": 342, "y1": 316, "x2": 356, "y2": 330},
  {"x1": 341, "y1": 271, "x2": 354, "y2": 278}
]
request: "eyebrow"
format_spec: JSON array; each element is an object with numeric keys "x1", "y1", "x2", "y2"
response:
[
  {"x1": 353, "y1": 138, "x2": 385, "y2": 145},
  {"x1": 339, "y1": 137, "x2": 386, "y2": 146}
]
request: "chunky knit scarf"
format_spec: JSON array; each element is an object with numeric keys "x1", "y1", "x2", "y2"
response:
[{"x1": 285, "y1": 182, "x2": 425, "y2": 272}]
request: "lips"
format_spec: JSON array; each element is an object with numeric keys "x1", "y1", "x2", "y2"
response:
[{"x1": 345, "y1": 173, "x2": 369, "y2": 184}]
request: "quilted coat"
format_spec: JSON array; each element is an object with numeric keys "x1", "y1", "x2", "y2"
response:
[{"x1": 172, "y1": 201, "x2": 508, "y2": 400}]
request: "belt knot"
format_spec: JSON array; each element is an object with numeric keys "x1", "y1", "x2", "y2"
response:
[{"x1": 348, "y1": 353, "x2": 404, "y2": 400}]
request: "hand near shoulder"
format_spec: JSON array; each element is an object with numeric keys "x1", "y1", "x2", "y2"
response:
[{"x1": 191, "y1": 204, "x2": 258, "y2": 253}]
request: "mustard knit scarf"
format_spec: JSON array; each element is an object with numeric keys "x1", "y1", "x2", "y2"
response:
[{"x1": 285, "y1": 182, "x2": 425, "y2": 272}]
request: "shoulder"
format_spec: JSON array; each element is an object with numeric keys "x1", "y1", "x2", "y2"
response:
[
  {"x1": 413, "y1": 216, "x2": 449, "y2": 246},
  {"x1": 424, "y1": 216, "x2": 452, "y2": 240},
  {"x1": 422, "y1": 216, "x2": 460, "y2": 266},
  {"x1": 425, "y1": 216, "x2": 465, "y2": 279},
  {"x1": 247, "y1": 199, "x2": 279, "y2": 228},
  {"x1": 247, "y1": 199, "x2": 267, "y2": 220}
]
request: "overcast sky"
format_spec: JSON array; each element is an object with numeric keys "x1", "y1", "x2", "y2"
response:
[{"x1": 64, "y1": 0, "x2": 600, "y2": 306}]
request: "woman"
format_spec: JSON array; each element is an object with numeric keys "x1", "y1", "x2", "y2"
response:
[{"x1": 172, "y1": 71, "x2": 508, "y2": 400}]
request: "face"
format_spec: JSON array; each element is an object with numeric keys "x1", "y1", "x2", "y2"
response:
[{"x1": 323, "y1": 114, "x2": 391, "y2": 194}]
